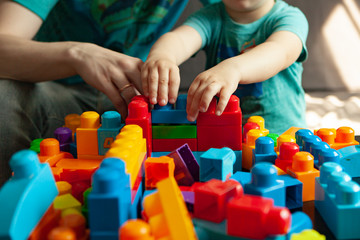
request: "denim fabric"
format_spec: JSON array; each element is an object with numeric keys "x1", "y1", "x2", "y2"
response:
[{"x1": 0, "y1": 79, "x2": 115, "y2": 186}]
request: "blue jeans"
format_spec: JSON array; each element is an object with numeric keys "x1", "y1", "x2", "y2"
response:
[{"x1": 0, "y1": 79, "x2": 115, "y2": 187}]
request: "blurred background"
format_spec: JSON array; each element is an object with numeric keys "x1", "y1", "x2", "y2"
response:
[{"x1": 175, "y1": 0, "x2": 360, "y2": 133}]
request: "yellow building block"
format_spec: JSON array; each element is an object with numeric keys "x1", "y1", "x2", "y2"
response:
[
  {"x1": 276, "y1": 134, "x2": 296, "y2": 153},
  {"x1": 143, "y1": 177, "x2": 197, "y2": 240},
  {"x1": 53, "y1": 193, "x2": 81, "y2": 214},
  {"x1": 291, "y1": 229, "x2": 325, "y2": 240},
  {"x1": 247, "y1": 116, "x2": 269, "y2": 135},
  {"x1": 105, "y1": 124, "x2": 147, "y2": 188}
]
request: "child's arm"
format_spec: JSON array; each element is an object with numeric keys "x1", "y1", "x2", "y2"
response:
[
  {"x1": 186, "y1": 30, "x2": 304, "y2": 121},
  {"x1": 141, "y1": 25, "x2": 202, "y2": 106}
]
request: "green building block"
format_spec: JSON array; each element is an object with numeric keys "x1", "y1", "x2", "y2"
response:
[{"x1": 152, "y1": 124, "x2": 197, "y2": 139}]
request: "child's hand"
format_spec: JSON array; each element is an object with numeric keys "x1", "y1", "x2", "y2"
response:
[
  {"x1": 186, "y1": 59, "x2": 240, "y2": 121},
  {"x1": 141, "y1": 55, "x2": 180, "y2": 106}
]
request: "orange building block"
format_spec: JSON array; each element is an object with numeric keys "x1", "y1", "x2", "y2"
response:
[
  {"x1": 56, "y1": 181, "x2": 72, "y2": 195},
  {"x1": 64, "y1": 113, "x2": 81, "y2": 141},
  {"x1": 59, "y1": 213, "x2": 89, "y2": 240},
  {"x1": 48, "y1": 226, "x2": 76, "y2": 240},
  {"x1": 286, "y1": 152, "x2": 319, "y2": 201},
  {"x1": 105, "y1": 124, "x2": 147, "y2": 189},
  {"x1": 314, "y1": 128, "x2": 336, "y2": 145},
  {"x1": 315, "y1": 127, "x2": 359, "y2": 150},
  {"x1": 119, "y1": 219, "x2": 154, "y2": 240},
  {"x1": 242, "y1": 129, "x2": 265, "y2": 170},
  {"x1": 38, "y1": 138, "x2": 73, "y2": 167},
  {"x1": 145, "y1": 156, "x2": 175, "y2": 189},
  {"x1": 281, "y1": 127, "x2": 304, "y2": 138},
  {"x1": 142, "y1": 177, "x2": 197, "y2": 240},
  {"x1": 76, "y1": 111, "x2": 100, "y2": 156},
  {"x1": 28, "y1": 205, "x2": 61, "y2": 240}
]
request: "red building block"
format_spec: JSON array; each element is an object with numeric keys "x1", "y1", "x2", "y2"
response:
[
  {"x1": 275, "y1": 142, "x2": 299, "y2": 172},
  {"x1": 152, "y1": 138, "x2": 197, "y2": 152},
  {"x1": 193, "y1": 179, "x2": 243, "y2": 223},
  {"x1": 126, "y1": 95, "x2": 153, "y2": 156},
  {"x1": 286, "y1": 152, "x2": 319, "y2": 201},
  {"x1": 197, "y1": 95, "x2": 242, "y2": 151},
  {"x1": 145, "y1": 156, "x2": 175, "y2": 189},
  {"x1": 55, "y1": 158, "x2": 102, "y2": 183},
  {"x1": 227, "y1": 195, "x2": 291, "y2": 239},
  {"x1": 38, "y1": 138, "x2": 73, "y2": 167}
]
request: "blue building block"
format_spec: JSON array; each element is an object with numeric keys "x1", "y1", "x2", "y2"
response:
[
  {"x1": 230, "y1": 171, "x2": 251, "y2": 187},
  {"x1": 97, "y1": 111, "x2": 124, "y2": 155},
  {"x1": 310, "y1": 141, "x2": 330, "y2": 167},
  {"x1": 0, "y1": 150, "x2": 58, "y2": 240},
  {"x1": 152, "y1": 94, "x2": 195, "y2": 124},
  {"x1": 277, "y1": 174, "x2": 303, "y2": 209},
  {"x1": 302, "y1": 135, "x2": 321, "y2": 153},
  {"x1": 315, "y1": 162, "x2": 360, "y2": 239},
  {"x1": 318, "y1": 148, "x2": 340, "y2": 168},
  {"x1": 338, "y1": 145, "x2": 360, "y2": 177},
  {"x1": 200, "y1": 148, "x2": 236, "y2": 182},
  {"x1": 252, "y1": 137, "x2": 277, "y2": 165},
  {"x1": 295, "y1": 129, "x2": 313, "y2": 151},
  {"x1": 244, "y1": 163, "x2": 286, "y2": 207},
  {"x1": 88, "y1": 157, "x2": 131, "y2": 240},
  {"x1": 286, "y1": 212, "x2": 313, "y2": 240}
]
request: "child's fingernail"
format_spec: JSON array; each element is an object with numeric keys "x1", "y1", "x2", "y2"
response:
[
  {"x1": 151, "y1": 98, "x2": 157, "y2": 104},
  {"x1": 200, "y1": 107, "x2": 206, "y2": 112},
  {"x1": 160, "y1": 99, "x2": 166, "y2": 105},
  {"x1": 216, "y1": 110, "x2": 221, "y2": 116},
  {"x1": 169, "y1": 98, "x2": 175, "y2": 104}
]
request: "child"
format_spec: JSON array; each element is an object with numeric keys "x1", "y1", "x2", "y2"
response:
[{"x1": 141, "y1": 0, "x2": 308, "y2": 134}]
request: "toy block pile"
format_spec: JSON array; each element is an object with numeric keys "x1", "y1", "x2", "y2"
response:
[{"x1": 3, "y1": 93, "x2": 359, "y2": 240}]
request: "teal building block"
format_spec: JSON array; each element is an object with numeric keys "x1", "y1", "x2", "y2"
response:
[
  {"x1": 152, "y1": 124, "x2": 197, "y2": 139},
  {"x1": 200, "y1": 148, "x2": 236, "y2": 182},
  {"x1": 0, "y1": 150, "x2": 58, "y2": 240},
  {"x1": 315, "y1": 162, "x2": 360, "y2": 239},
  {"x1": 295, "y1": 129, "x2": 313, "y2": 151},
  {"x1": 252, "y1": 137, "x2": 277, "y2": 165},
  {"x1": 97, "y1": 111, "x2": 124, "y2": 155},
  {"x1": 244, "y1": 163, "x2": 285, "y2": 207},
  {"x1": 338, "y1": 145, "x2": 360, "y2": 177}
]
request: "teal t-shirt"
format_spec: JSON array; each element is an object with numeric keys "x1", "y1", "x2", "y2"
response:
[
  {"x1": 183, "y1": 0, "x2": 309, "y2": 134},
  {"x1": 12, "y1": 0, "x2": 220, "y2": 83}
]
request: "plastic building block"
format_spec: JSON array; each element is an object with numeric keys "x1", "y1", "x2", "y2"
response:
[
  {"x1": 56, "y1": 181, "x2": 72, "y2": 195},
  {"x1": 126, "y1": 95, "x2": 153, "y2": 155},
  {"x1": 244, "y1": 163, "x2": 285, "y2": 207},
  {"x1": 0, "y1": 150, "x2": 58, "y2": 240},
  {"x1": 227, "y1": 194, "x2": 291, "y2": 239},
  {"x1": 142, "y1": 177, "x2": 197, "y2": 240},
  {"x1": 53, "y1": 193, "x2": 82, "y2": 213},
  {"x1": 295, "y1": 129, "x2": 313, "y2": 151},
  {"x1": 252, "y1": 137, "x2": 278, "y2": 165},
  {"x1": 338, "y1": 144, "x2": 360, "y2": 177},
  {"x1": 315, "y1": 128, "x2": 336, "y2": 146},
  {"x1": 332, "y1": 126, "x2": 359, "y2": 150},
  {"x1": 287, "y1": 152, "x2": 319, "y2": 201},
  {"x1": 267, "y1": 133, "x2": 279, "y2": 147},
  {"x1": 38, "y1": 138, "x2": 74, "y2": 167},
  {"x1": 151, "y1": 94, "x2": 194, "y2": 124},
  {"x1": 97, "y1": 111, "x2": 123, "y2": 156},
  {"x1": 277, "y1": 174, "x2": 303, "y2": 209},
  {"x1": 242, "y1": 122, "x2": 260, "y2": 143},
  {"x1": 64, "y1": 113, "x2": 81, "y2": 141},
  {"x1": 105, "y1": 124, "x2": 147, "y2": 189},
  {"x1": 48, "y1": 227, "x2": 76, "y2": 240},
  {"x1": 54, "y1": 127, "x2": 73, "y2": 152},
  {"x1": 318, "y1": 148, "x2": 340, "y2": 167},
  {"x1": 200, "y1": 147, "x2": 236, "y2": 182},
  {"x1": 76, "y1": 111, "x2": 100, "y2": 156},
  {"x1": 275, "y1": 142, "x2": 299, "y2": 172},
  {"x1": 193, "y1": 179, "x2": 243, "y2": 223},
  {"x1": 29, "y1": 138, "x2": 43, "y2": 153},
  {"x1": 247, "y1": 116, "x2": 269, "y2": 136},
  {"x1": 152, "y1": 124, "x2": 197, "y2": 139},
  {"x1": 242, "y1": 129, "x2": 265, "y2": 170},
  {"x1": 302, "y1": 135, "x2": 321, "y2": 153},
  {"x1": 119, "y1": 219, "x2": 154, "y2": 240},
  {"x1": 315, "y1": 162, "x2": 360, "y2": 239},
  {"x1": 197, "y1": 95, "x2": 242, "y2": 151},
  {"x1": 28, "y1": 205, "x2": 61, "y2": 240},
  {"x1": 153, "y1": 138, "x2": 198, "y2": 152},
  {"x1": 291, "y1": 229, "x2": 325, "y2": 240},
  {"x1": 167, "y1": 143, "x2": 200, "y2": 186},
  {"x1": 276, "y1": 134, "x2": 296, "y2": 153},
  {"x1": 88, "y1": 163, "x2": 131, "y2": 240},
  {"x1": 55, "y1": 158, "x2": 102, "y2": 183},
  {"x1": 286, "y1": 212, "x2": 313, "y2": 238},
  {"x1": 281, "y1": 127, "x2": 304, "y2": 138},
  {"x1": 145, "y1": 156, "x2": 175, "y2": 189},
  {"x1": 59, "y1": 213, "x2": 89, "y2": 240},
  {"x1": 310, "y1": 141, "x2": 330, "y2": 167}
]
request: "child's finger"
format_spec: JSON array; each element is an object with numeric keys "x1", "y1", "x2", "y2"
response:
[
  {"x1": 187, "y1": 83, "x2": 207, "y2": 122},
  {"x1": 148, "y1": 68, "x2": 159, "y2": 105},
  {"x1": 168, "y1": 67, "x2": 180, "y2": 104},
  {"x1": 199, "y1": 82, "x2": 221, "y2": 113},
  {"x1": 140, "y1": 66, "x2": 150, "y2": 97},
  {"x1": 216, "y1": 88, "x2": 232, "y2": 116},
  {"x1": 157, "y1": 65, "x2": 169, "y2": 106},
  {"x1": 186, "y1": 79, "x2": 201, "y2": 113}
]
